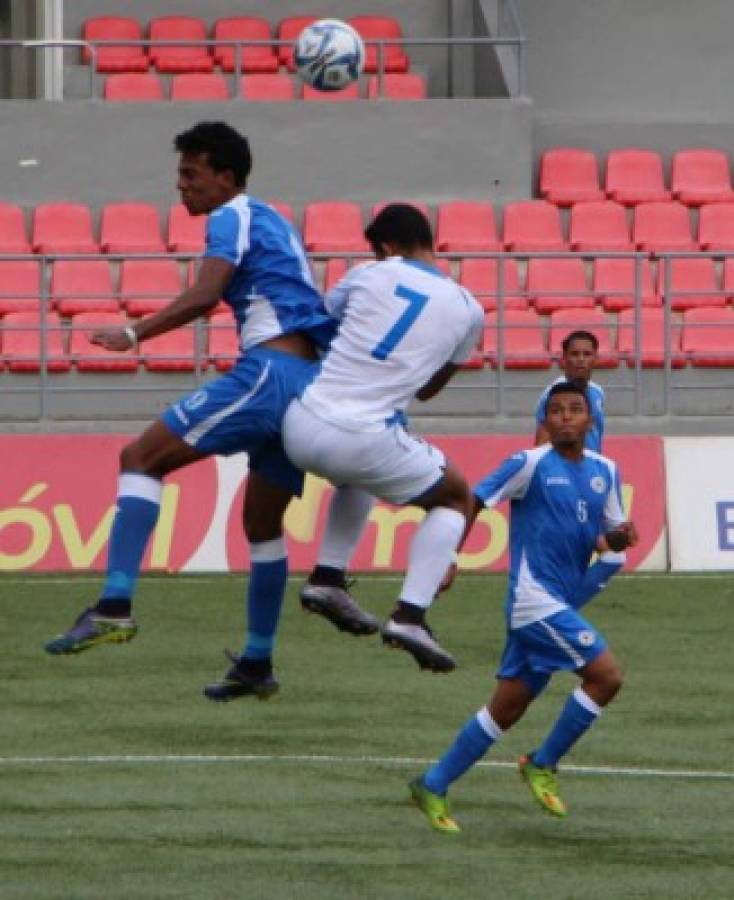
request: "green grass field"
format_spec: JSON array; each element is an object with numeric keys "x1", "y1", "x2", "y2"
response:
[{"x1": 1, "y1": 574, "x2": 732, "y2": 900}]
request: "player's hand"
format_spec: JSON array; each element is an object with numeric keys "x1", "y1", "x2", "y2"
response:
[
  {"x1": 89, "y1": 327, "x2": 136, "y2": 352},
  {"x1": 596, "y1": 521, "x2": 638, "y2": 552},
  {"x1": 437, "y1": 561, "x2": 458, "y2": 594}
]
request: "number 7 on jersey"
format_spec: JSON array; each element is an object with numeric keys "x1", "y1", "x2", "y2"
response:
[{"x1": 371, "y1": 284, "x2": 430, "y2": 360}]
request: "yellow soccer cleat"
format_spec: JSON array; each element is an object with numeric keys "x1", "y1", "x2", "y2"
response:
[
  {"x1": 409, "y1": 778, "x2": 461, "y2": 834},
  {"x1": 518, "y1": 755, "x2": 568, "y2": 818}
]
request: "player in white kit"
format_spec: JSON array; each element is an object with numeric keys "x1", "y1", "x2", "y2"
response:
[{"x1": 283, "y1": 204, "x2": 485, "y2": 672}]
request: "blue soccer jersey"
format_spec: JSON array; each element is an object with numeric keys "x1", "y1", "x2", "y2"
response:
[
  {"x1": 474, "y1": 445, "x2": 625, "y2": 629},
  {"x1": 535, "y1": 378, "x2": 605, "y2": 452},
  {"x1": 205, "y1": 195, "x2": 335, "y2": 351}
]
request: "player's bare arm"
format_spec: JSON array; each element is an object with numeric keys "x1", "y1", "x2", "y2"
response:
[
  {"x1": 90, "y1": 257, "x2": 234, "y2": 351},
  {"x1": 416, "y1": 362, "x2": 460, "y2": 401}
]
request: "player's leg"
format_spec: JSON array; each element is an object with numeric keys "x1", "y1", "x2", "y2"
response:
[
  {"x1": 300, "y1": 486, "x2": 380, "y2": 635},
  {"x1": 44, "y1": 420, "x2": 204, "y2": 655},
  {"x1": 382, "y1": 461, "x2": 471, "y2": 672}
]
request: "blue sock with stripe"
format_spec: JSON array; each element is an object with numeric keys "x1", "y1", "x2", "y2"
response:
[
  {"x1": 241, "y1": 538, "x2": 288, "y2": 663},
  {"x1": 100, "y1": 473, "x2": 161, "y2": 606},
  {"x1": 532, "y1": 688, "x2": 601, "y2": 769},
  {"x1": 422, "y1": 709, "x2": 503, "y2": 795}
]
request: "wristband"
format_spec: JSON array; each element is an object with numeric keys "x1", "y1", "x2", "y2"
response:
[{"x1": 123, "y1": 325, "x2": 138, "y2": 348}]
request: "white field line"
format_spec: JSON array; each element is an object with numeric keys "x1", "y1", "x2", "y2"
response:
[{"x1": 0, "y1": 753, "x2": 730, "y2": 780}]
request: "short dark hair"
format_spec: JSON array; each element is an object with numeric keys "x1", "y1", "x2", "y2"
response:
[
  {"x1": 174, "y1": 122, "x2": 252, "y2": 187},
  {"x1": 364, "y1": 203, "x2": 433, "y2": 255},
  {"x1": 544, "y1": 379, "x2": 591, "y2": 415},
  {"x1": 561, "y1": 330, "x2": 599, "y2": 353}
]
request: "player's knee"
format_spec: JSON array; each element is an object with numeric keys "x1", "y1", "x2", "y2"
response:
[
  {"x1": 243, "y1": 509, "x2": 283, "y2": 544},
  {"x1": 120, "y1": 440, "x2": 145, "y2": 472}
]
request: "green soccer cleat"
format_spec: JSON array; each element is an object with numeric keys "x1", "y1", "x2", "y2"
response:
[
  {"x1": 44, "y1": 607, "x2": 138, "y2": 655},
  {"x1": 518, "y1": 755, "x2": 568, "y2": 817},
  {"x1": 409, "y1": 777, "x2": 461, "y2": 834}
]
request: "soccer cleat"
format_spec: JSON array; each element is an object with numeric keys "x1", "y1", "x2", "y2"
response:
[
  {"x1": 44, "y1": 606, "x2": 138, "y2": 655},
  {"x1": 518, "y1": 755, "x2": 568, "y2": 817},
  {"x1": 381, "y1": 618, "x2": 456, "y2": 672},
  {"x1": 300, "y1": 583, "x2": 380, "y2": 636},
  {"x1": 203, "y1": 651, "x2": 279, "y2": 703},
  {"x1": 409, "y1": 778, "x2": 460, "y2": 834}
]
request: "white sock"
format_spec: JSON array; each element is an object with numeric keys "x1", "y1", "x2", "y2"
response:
[
  {"x1": 399, "y1": 507, "x2": 465, "y2": 609},
  {"x1": 317, "y1": 486, "x2": 375, "y2": 570}
]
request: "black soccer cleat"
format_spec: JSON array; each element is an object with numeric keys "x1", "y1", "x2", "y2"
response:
[{"x1": 203, "y1": 651, "x2": 279, "y2": 703}]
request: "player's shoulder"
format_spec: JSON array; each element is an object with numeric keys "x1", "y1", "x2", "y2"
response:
[
  {"x1": 512, "y1": 443, "x2": 554, "y2": 474},
  {"x1": 582, "y1": 448, "x2": 618, "y2": 478},
  {"x1": 587, "y1": 379, "x2": 605, "y2": 397}
]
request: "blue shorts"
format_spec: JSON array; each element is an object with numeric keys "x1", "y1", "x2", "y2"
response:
[
  {"x1": 497, "y1": 608, "x2": 607, "y2": 697},
  {"x1": 161, "y1": 347, "x2": 317, "y2": 496}
]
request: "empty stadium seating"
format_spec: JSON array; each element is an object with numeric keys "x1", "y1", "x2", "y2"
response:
[
  {"x1": 70, "y1": 312, "x2": 138, "y2": 372},
  {"x1": 32, "y1": 203, "x2": 99, "y2": 254},
  {"x1": 632, "y1": 201, "x2": 696, "y2": 253},
  {"x1": 82, "y1": 16, "x2": 148, "y2": 73},
  {"x1": 502, "y1": 201, "x2": 567, "y2": 251},
  {"x1": 549, "y1": 308, "x2": 618, "y2": 367},
  {"x1": 617, "y1": 307, "x2": 684, "y2": 368},
  {"x1": 142, "y1": 326, "x2": 200, "y2": 372},
  {"x1": 435, "y1": 201, "x2": 501, "y2": 252},
  {"x1": 658, "y1": 257, "x2": 725, "y2": 311},
  {"x1": 605, "y1": 149, "x2": 671, "y2": 205},
  {"x1": 671, "y1": 148, "x2": 734, "y2": 206},
  {"x1": 0, "y1": 203, "x2": 31, "y2": 254},
  {"x1": 213, "y1": 17, "x2": 278, "y2": 73},
  {"x1": 277, "y1": 16, "x2": 318, "y2": 71},
  {"x1": 167, "y1": 204, "x2": 206, "y2": 253},
  {"x1": 482, "y1": 310, "x2": 551, "y2": 368},
  {"x1": 539, "y1": 148, "x2": 605, "y2": 206},
  {"x1": 303, "y1": 202, "x2": 369, "y2": 252},
  {"x1": 593, "y1": 258, "x2": 658, "y2": 311},
  {"x1": 120, "y1": 259, "x2": 183, "y2": 316},
  {"x1": 682, "y1": 307, "x2": 734, "y2": 366},
  {"x1": 100, "y1": 203, "x2": 165, "y2": 254},
  {"x1": 207, "y1": 310, "x2": 239, "y2": 371},
  {"x1": 51, "y1": 260, "x2": 117, "y2": 316},
  {"x1": 170, "y1": 73, "x2": 229, "y2": 101},
  {"x1": 366, "y1": 74, "x2": 427, "y2": 100},
  {"x1": 240, "y1": 74, "x2": 295, "y2": 101},
  {"x1": 2, "y1": 312, "x2": 70, "y2": 373},
  {"x1": 104, "y1": 73, "x2": 165, "y2": 101},
  {"x1": 526, "y1": 257, "x2": 592, "y2": 314},
  {"x1": 348, "y1": 16, "x2": 410, "y2": 73},
  {"x1": 148, "y1": 17, "x2": 213, "y2": 73},
  {"x1": 568, "y1": 200, "x2": 633, "y2": 251},
  {"x1": 459, "y1": 258, "x2": 525, "y2": 310},
  {"x1": 697, "y1": 202, "x2": 734, "y2": 251},
  {"x1": 0, "y1": 261, "x2": 40, "y2": 314}
]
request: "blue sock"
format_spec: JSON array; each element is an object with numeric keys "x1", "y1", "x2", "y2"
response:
[
  {"x1": 423, "y1": 709, "x2": 503, "y2": 795},
  {"x1": 532, "y1": 688, "x2": 601, "y2": 769},
  {"x1": 241, "y1": 538, "x2": 288, "y2": 663},
  {"x1": 100, "y1": 473, "x2": 161, "y2": 605}
]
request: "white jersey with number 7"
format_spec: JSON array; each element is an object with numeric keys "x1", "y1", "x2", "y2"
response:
[{"x1": 299, "y1": 256, "x2": 484, "y2": 431}]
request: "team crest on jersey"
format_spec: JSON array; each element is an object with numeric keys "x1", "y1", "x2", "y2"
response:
[
  {"x1": 184, "y1": 390, "x2": 208, "y2": 411},
  {"x1": 590, "y1": 476, "x2": 606, "y2": 494},
  {"x1": 577, "y1": 630, "x2": 595, "y2": 647}
]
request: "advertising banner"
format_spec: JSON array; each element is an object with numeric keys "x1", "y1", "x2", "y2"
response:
[
  {"x1": 666, "y1": 437, "x2": 734, "y2": 571},
  {"x1": 0, "y1": 434, "x2": 666, "y2": 573}
]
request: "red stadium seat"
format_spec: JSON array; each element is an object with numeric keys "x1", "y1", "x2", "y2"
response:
[
  {"x1": 32, "y1": 203, "x2": 99, "y2": 254},
  {"x1": 51, "y1": 260, "x2": 117, "y2": 316},
  {"x1": 100, "y1": 203, "x2": 165, "y2": 254},
  {"x1": 605, "y1": 149, "x2": 671, "y2": 205},
  {"x1": 526, "y1": 258, "x2": 593, "y2": 314},
  {"x1": 617, "y1": 307, "x2": 684, "y2": 368},
  {"x1": 632, "y1": 201, "x2": 696, "y2": 253},
  {"x1": 120, "y1": 259, "x2": 183, "y2": 316},
  {"x1": 0, "y1": 203, "x2": 31, "y2": 254},
  {"x1": 367, "y1": 73, "x2": 426, "y2": 99},
  {"x1": 148, "y1": 17, "x2": 213, "y2": 73},
  {"x1": 302, "y1": 82, "x2": 360, "y2": 101},
  {"x1": 0, "y1": 261, "x2": 40, "y2": 314},
  {"x1": 458, "y1": 258, "x2": 526, "y2": 311},
  {"x1": 240, "y1": 74, "x2": 295, "y2": 101},
  {"x1": 549, "y1": 308, "x2": 618, "y2": 367},
  {"x1": 721, "y1": 258, "x2": 734, "y2": 299},
  {"x1": 593, "y1": 258, "x2": 658, "y2": 312},
  {"x1": 142, "y1": 326, "x2": 200, "y2": 372},
  {"x1": 208, "y1": 310, "x2": 239, "y2": 371},
  {"x1": 213, "y1": 17, "x2": 278, "y2": 73},
  {"x1": 170, "y1": 73, "x2": 229, "y2": 101},
  {"x1": 303, "y1": 202, "x2": 369, "y2": 252},
  {"x1": 697, "y1": 202, "x2": 734, "y2": 251},
  {"x1": 2, "y1": 312, "x2": 70, "y2": 373},
  {"x1": 502, "y1": 200, "x2": 567, "y2": 251},
  {"x1": 277, "y1": 16, "x2": 318, "y2": 71},
  {"x1": 70, "y1": 312, "x2": 139, "y2": 372},
  {"x1": 104, "y1": 73, "x2": 164, "y2": 101},
  {"x1": 483, "y1": 310, "x2": 551, "y2": 369},
  {"x1": 568, "y1": 201, "x2": 633, "y2": 251},
  {"x1": 682, "y1": 306, "x2": 734, "y2": 366},
  {"x1": 539, "y1": 148, "x2": 605, "y2": 206},
  {"x1": 671, "y1": 149, "x2": 734, "y2": 206},
  {"x1": 81, "y1": 16, "x2": 148, "y2": 73},
  {"x1": 167, "y1": 203, "x2": 206, "y2": 253},
  {"x1": 435, "y1": 201, "x2": 501, "y2": 252},
  {"x1": 323, "y1": 258, "x2": 349, "y2": 292},
  {"x1": 657, "y1": 257, "x2": 725, "y2": 311},
  {"x1": 348, "y1": 16, "x2": 409, "y2": 73}
]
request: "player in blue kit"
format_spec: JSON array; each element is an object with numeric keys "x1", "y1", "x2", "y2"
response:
[
  {"x1": 409, "y1": 381, "x2": 637, "y2": 833},
  {"x1": 535, "y1": 331, "x2": 605, "y2": 451},
  {"x1": 44, "y1": 122, "x2": 378, "y2": 698}
]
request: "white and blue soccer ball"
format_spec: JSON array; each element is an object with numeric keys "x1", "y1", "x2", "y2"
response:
[{"x1": 294, "y1": 19, "x2": 365, "y2": 91}]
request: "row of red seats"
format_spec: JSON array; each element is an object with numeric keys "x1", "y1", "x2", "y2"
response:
[
  {"x1": 3, "y1": 256, "x2": 732, "y2": 318},
  {"x1": 82, "y1": 15, "x2": 409, "y2": 74},
  {"x1": 9, "y1": 199, "x2": 734, "y2": 256},
  {"x1": 103, "y1": 72, "x2": 426, "y2": 102},
  {"x1": 540, "y1": 147, "x2": 734, "y2": 207},
  {"x1": 2, "y1": 308, "x2": 732, "y2": 372}
]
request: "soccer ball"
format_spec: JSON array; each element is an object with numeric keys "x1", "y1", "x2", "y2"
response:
[{"x1": 294, "y1": 19, "x2": 365, "y2": 92}]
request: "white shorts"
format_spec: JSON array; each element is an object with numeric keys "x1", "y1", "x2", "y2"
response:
[{"x1": 282, "y1": 399, "x2": 447, "y2": 505}]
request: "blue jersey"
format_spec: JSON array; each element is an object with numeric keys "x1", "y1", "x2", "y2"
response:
[
  {"x1": 205, "y1": 195, "x2": 335, "y2": 351},
  {"x1": 535, "y1": 377, "x2": 605, "y2": 452},
  {"x1": 474, "y1": 445, "x2": 625, "y2": 629}
]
